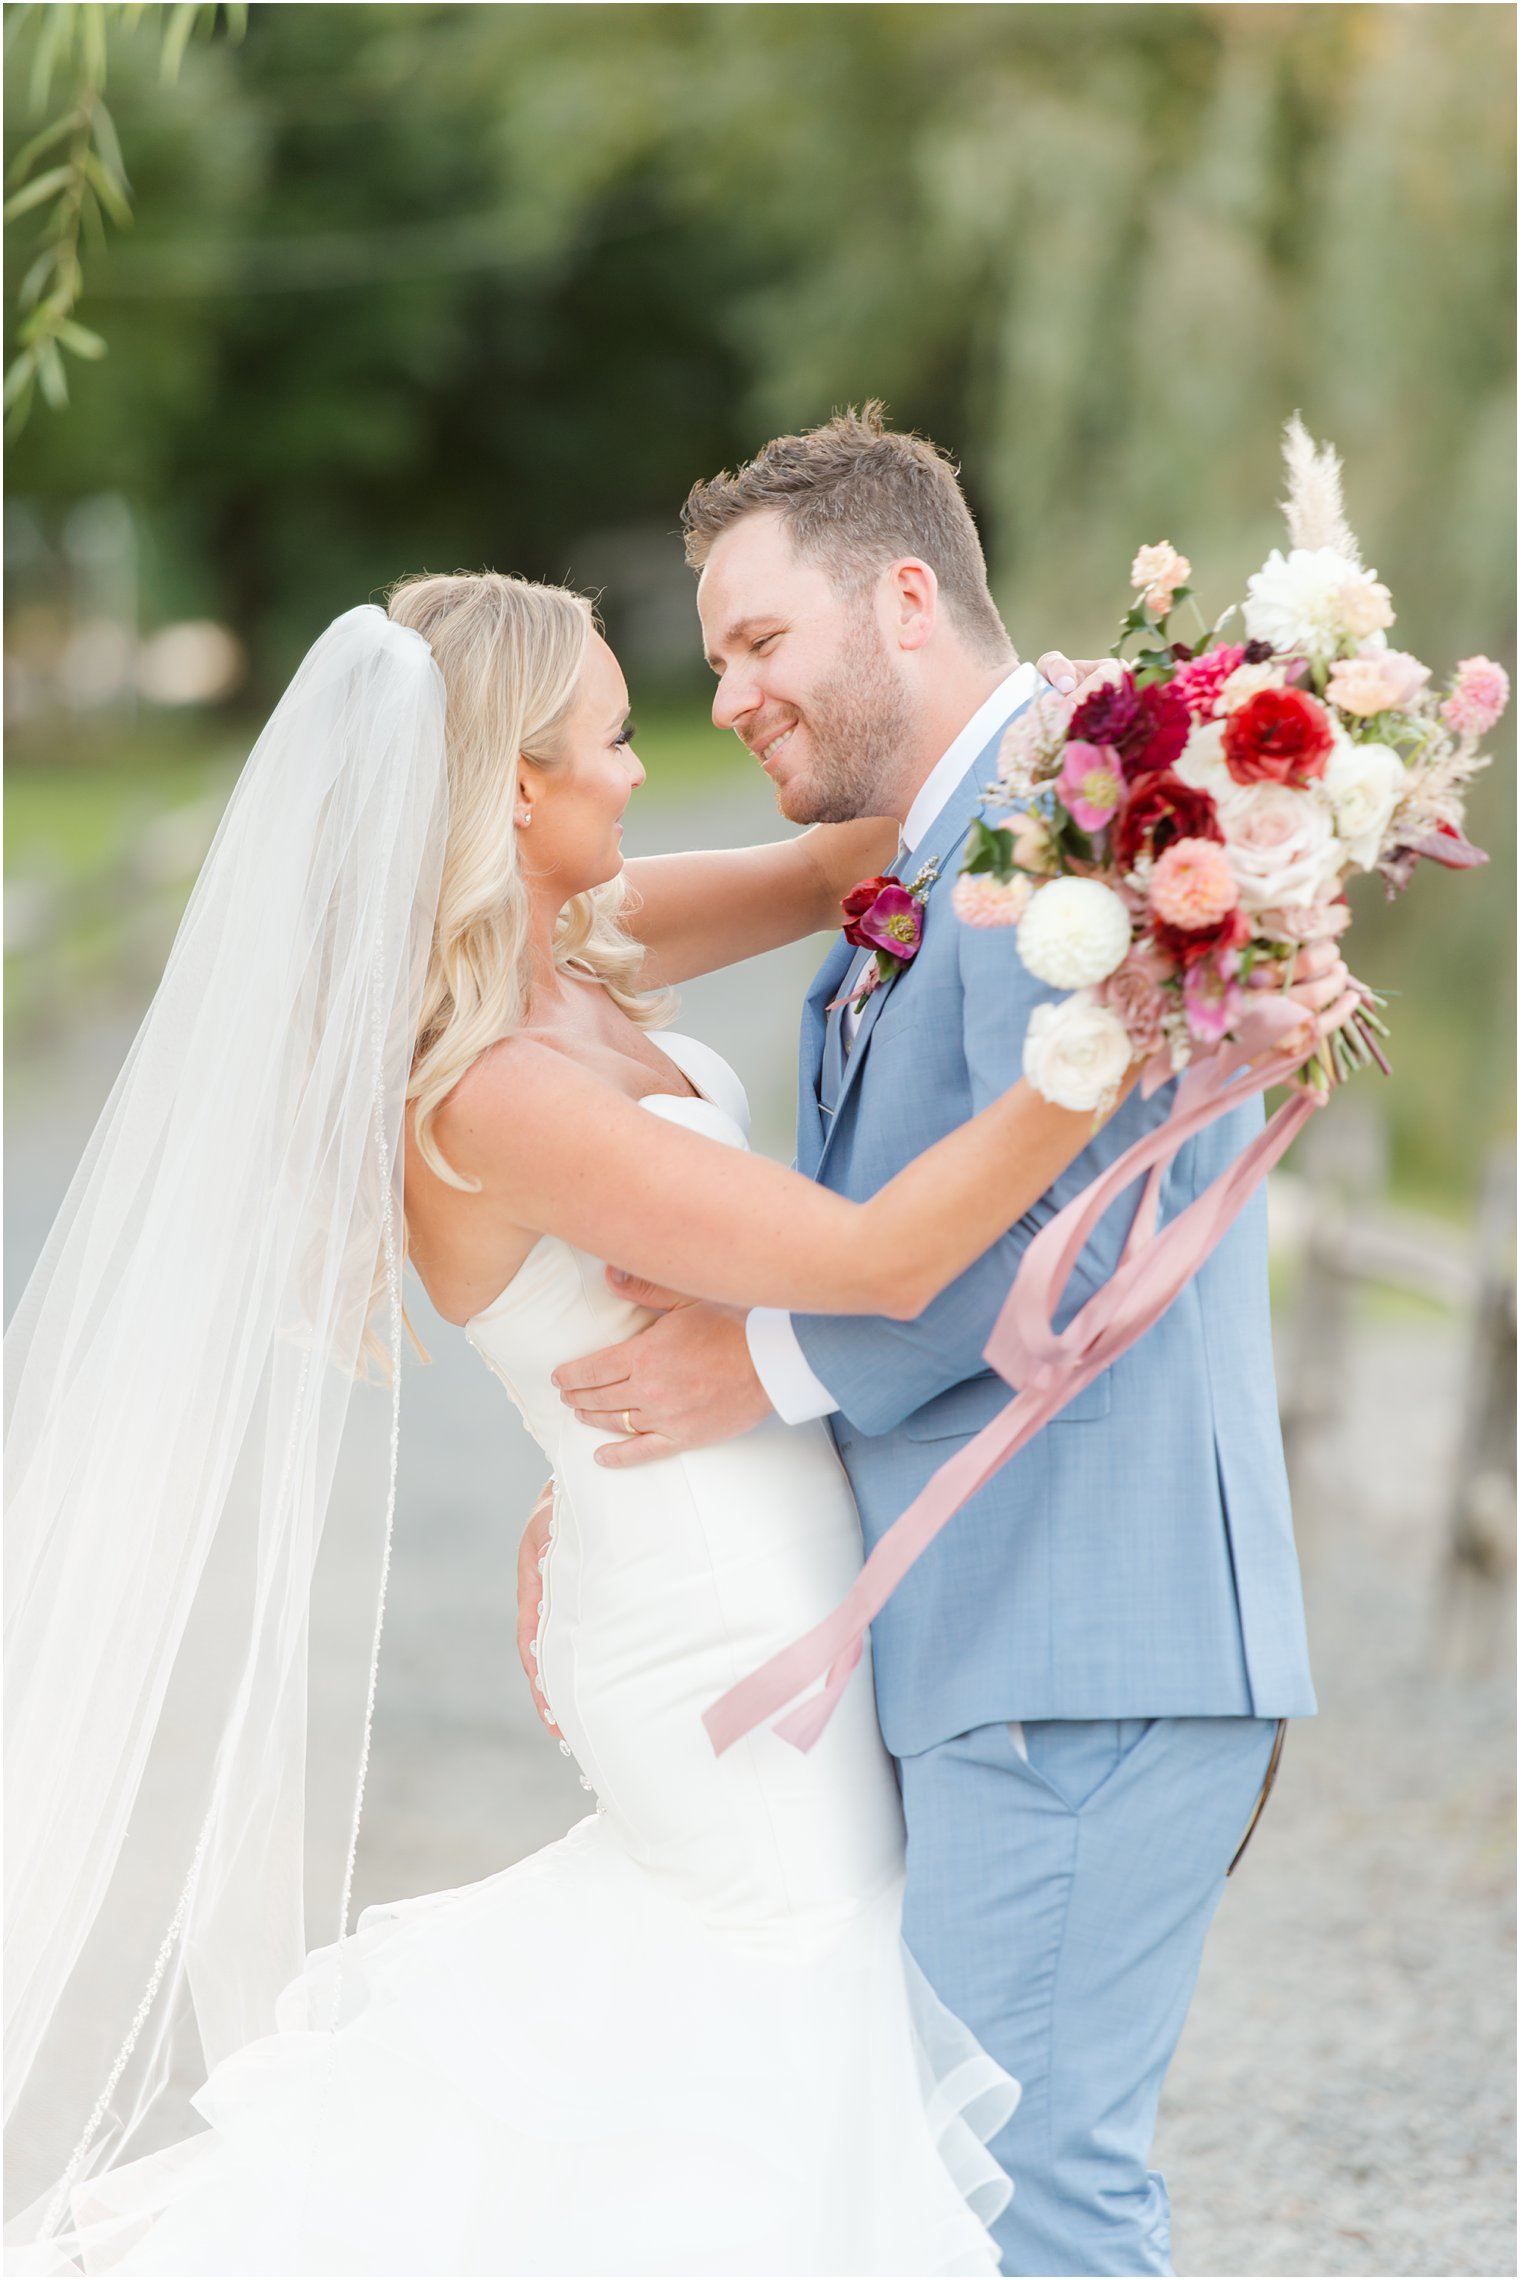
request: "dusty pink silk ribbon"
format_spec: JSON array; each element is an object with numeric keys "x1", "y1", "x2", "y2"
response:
[{"x1": 704, "y1": 1000, "x2": 1321, "y2": 1759}]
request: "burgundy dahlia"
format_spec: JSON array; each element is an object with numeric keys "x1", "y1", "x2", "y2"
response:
[
  {"x1": 1150, "y1": 902, "x2": 1251, "y2": 967},
  {"x1": 1113, "y1": 770, "x2": 1224, "y2": 873},
  {"x1": 1125, "y1": 682, "x2": 1192, "y2": 775},
  {"x1": 1068, "y1": 671, "x2": 1142, "y2": 752}
]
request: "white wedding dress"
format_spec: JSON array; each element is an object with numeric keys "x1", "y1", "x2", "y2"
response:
[{"x1": 74, "y1": 1035, "x2": 1016, "y2": 2278}]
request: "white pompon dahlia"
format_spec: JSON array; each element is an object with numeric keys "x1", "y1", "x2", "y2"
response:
[
  {"x1": 1015, "y1": 877, "x2": 1133, "y2": 990},
  {"x1": 1243, "y1": 547, "x2": 1393, "y2": 663},
  {"x1": 1023, "y1": 993, "x2": 1133, "y2": 1113},
  {"x1": 951, "y1": 871, "x2": 1033, "y2": 928}
]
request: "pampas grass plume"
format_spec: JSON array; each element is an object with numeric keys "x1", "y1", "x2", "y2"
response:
[{"x1": 1280, "y1": 412, "x2": 1363, "y2": 566}]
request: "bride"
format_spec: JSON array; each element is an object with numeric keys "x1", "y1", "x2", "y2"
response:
[{"x1": 5, "y1": 574, "x2": 1333, "y2": 2277}]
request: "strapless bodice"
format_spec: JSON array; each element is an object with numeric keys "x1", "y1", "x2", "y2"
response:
[{"x1": 463, "y1": 1031, "x2": 751, "y2": 1454}]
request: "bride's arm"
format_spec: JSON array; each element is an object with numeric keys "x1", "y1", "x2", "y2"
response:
[
  {"x1": 620, "y1": 817, "x2": 897, "y2": 988},
  {"x1": 435, "y1": 1041, "x2": 1139, "y2": 1320}
]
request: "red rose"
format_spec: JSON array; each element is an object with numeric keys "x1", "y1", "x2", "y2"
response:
[
  {"x1": 1150, "y1": 903, "x2": 1251, "y2": 967},
  {"x1": 1125, "y1": 682, "x2": 1191, "y2": 776},
  {"x1": 841, "y1": 874, "x2": 897, "y2": 947},
  {"x1": 1113, "y1": 770, "x2": 1224, "y2": 872},
  {"x1": 1222, "y1": 688, "x2": 1333, "y2": 787}
]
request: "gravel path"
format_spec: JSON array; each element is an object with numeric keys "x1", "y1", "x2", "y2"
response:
[
  {"x1": 6, "y1": 777, "x2": 1513, "y2": 2277},
  {"x1": 1158, "y1": 1318, "x2": 1515, "y2": 2278}
]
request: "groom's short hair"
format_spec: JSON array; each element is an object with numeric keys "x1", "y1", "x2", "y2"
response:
[{"x1": 681, "y1": 402, "x2": 1012, "y2": 664}]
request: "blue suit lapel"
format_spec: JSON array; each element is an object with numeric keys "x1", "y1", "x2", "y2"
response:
[
  {"x1": 798, "y1": 934, "x2": 855, "y2": 1176},
  {"x1": 814, "y1": 702, "x2": 1036, "y2": 1175}
]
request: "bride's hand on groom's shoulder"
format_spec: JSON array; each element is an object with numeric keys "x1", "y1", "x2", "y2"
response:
[
  {"x1": 1036, "y1": 650, "x2": 1115, "y2": 697},
  {"x1": 551, "y1": 1277, "x2": 773, "y2": 1469}
]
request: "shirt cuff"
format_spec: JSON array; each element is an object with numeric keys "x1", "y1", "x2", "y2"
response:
[{"x1": 744, "y1": 1309, "x2": 840, "y2": 1425}]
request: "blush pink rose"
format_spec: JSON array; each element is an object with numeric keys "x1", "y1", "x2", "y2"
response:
[
  {"x1": 1095, "y1": 950, "x2": 1171, "y2": 1056},
  {"x1": 998, "y1": 809, "x2": 1059, "y2": 874},
  {"x1": 1130, "y1": 541, "x2": 1192, "y2": 614},
  {"x1": 1334, "y1": 577, "x2": 1395, "y2": 640},
  {"x1": 1253, "y1": 895, "x2": 1353, "y2": 944},
  {"x1": 1220, "y1": 780, "x2": 1340, "y2": 910},
  {"x1": 1326, "y1": 649, "x2": 1431, "y2": 718}
]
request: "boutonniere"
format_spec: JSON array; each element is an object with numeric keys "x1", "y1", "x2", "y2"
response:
[{"x1": 828, "y1": 860, "x2": 940, "y2": 1015}]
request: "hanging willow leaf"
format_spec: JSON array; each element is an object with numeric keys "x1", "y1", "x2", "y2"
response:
[
  {"x1": 54, "y1": 316, "x2": 107, "y2": 359},
  {"x1": 16, "y1": 249, "x2": 56, "y2": 310},
  {"x1": 90, "y1": 96, "x2": 130, "y2": 196},
  {"x1": 82, "y1": 148, "x2": 133, "y2": 226},
  {"x1": 79, "y1": 1, "x2": 109, "y2": 89},
  {"x1": 36, "y1": 338, "x2": 69, "y2": 408},
  {"x1": 3, "y1": 163, "x2": 75, "y2": 222},
  {"x1": 159, "y1": 2, "x2": 203, "y2": 83},
  {"x1": 6, "y1": 108, "x2": 80, "y2": 187},
  {"x1": 2, "y1": 351, "x2": 38, "y2": 412},
  {"x1": 27, "y1": 4, "x2": 69, "y2": 112}
]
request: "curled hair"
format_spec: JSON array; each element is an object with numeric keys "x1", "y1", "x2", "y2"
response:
[
  {"x1": 387, "y1": 570, "x2": 669, "y2": 1194},
  {"x1": 681, "y1": 401, "x2": 1012, "y2": 665}
]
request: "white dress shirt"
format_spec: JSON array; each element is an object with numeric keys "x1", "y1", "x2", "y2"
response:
[{"x1": 746, "y1": 663, "x2": 1042, "y2": 1425}]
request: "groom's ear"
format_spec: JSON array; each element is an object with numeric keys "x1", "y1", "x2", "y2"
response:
[{"x1": 884, "y1": 557, "x2": 938, "y2": 653}]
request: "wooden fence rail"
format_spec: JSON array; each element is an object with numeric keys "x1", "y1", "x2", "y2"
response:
[{"x1": 1272, "y1": 1101, "x2": 1515, "y2": 1671}]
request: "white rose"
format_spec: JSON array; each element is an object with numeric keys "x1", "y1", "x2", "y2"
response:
[
  {"x1": 1217, "y1": 661, "x2": 1285, "y2": 712},
  {"x1": 1218, "y1": 780, "x2": 1342, "y2": 910},
  {"x1": 1023, "y1": 993, "x2": 1134, "y2": 1113},
  {"x1": 1244, "y1": 547, "x2": 1392, "y2": 663},
  {"x1": 1173, "y1": 718, "x2": 1231, "y2": 798},
  {"x1": 1319, "y1": 734, "x2": 1406, "y2": 870},
  {"x1": 1016, "y1": 876, "x2": 1133, "y2": 989}
]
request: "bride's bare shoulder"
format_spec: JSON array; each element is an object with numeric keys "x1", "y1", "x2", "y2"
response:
[{"x1": 429, "y1": 1034, "x2": 618, "y2": 1178}]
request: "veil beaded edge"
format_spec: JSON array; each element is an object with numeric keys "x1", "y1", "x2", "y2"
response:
[{"x1": 3, "y1": 607, "x2": 448, "y2": 2263}]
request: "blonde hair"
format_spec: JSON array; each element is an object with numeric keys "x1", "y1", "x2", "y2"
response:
[{"x1": 387, "y1": 570, "x2": 668, "y2": 1193}]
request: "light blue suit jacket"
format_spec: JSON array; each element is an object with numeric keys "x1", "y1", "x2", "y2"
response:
[{"x1": 792, "y1": 706, "x2": 1316, "y2": 1757}]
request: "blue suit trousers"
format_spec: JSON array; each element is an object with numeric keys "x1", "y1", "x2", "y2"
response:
[{"x1": 899, "y1": 1715, "x2": 1279, "y2": 2276}]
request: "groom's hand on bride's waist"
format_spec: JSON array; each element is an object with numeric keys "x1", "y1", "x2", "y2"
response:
[{"x1": 552, "y1": 1273, "x2": 774, "y2": 1467}]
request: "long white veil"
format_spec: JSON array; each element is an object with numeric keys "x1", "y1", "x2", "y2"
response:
[{"x1": 4, "y1": 606, "x2": 448, "y2": 2267}]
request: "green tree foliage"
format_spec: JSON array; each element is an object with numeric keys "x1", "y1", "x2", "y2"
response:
[{"x1": 3, "y1": 3, "x2": 245, "y2": 432}]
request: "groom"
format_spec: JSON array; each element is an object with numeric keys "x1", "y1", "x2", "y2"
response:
[{"x1": 542, "y1": 405, "x2": 1316, "y2": 2275}]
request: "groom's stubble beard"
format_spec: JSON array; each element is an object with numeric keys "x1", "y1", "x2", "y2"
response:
[{"x1": 774, "y1": 605, "x2": 918, "y2": 826}]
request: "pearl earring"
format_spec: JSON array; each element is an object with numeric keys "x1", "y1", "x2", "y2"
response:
[{"x1": 520, "y1": 806, "x2": 532, "y2": 828}]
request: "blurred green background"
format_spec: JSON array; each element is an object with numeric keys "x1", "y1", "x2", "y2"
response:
[{"x1": 5, "y1": 0, "x2": 1515, "y2": 1210}]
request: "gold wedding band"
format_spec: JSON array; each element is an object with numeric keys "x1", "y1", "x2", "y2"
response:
[{"x1": 620, "y1": 1408, "x2": 636, "y2": 1437}]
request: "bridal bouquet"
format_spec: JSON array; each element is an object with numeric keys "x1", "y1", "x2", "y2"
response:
[{"x1": 953, "y1": 418, "x2": 1507, "y2": 1113}]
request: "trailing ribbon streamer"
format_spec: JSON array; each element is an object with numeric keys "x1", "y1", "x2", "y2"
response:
[{"x1": 703, "y1": 997, "x2": 1321, "y2": 1759}]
